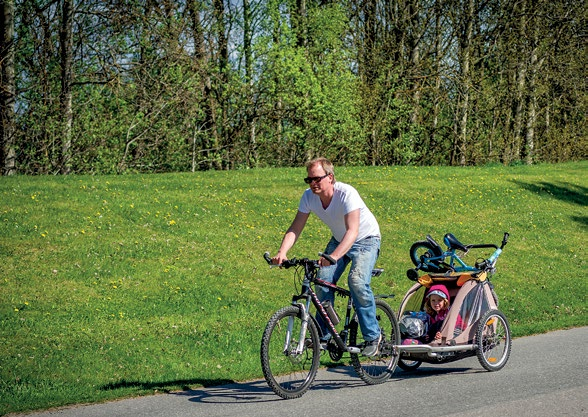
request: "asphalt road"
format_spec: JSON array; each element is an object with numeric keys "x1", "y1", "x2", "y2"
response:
[{"x1": 14, "y1": 326, "x2": 588, "y2": 417}]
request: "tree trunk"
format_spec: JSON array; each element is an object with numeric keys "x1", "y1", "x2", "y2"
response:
[
  {"x1": 512, "y1": 0, "x2": 527, "y2": 163},
  {"x1": 523, "y1": 0, "x2": 545, "y2": 165},
  {"x1": 524, "y1": 40, "x2": 538, "y2": 165},
  {"x1": 295, "y1": 0, "x2": 307, "y2": 48},
  {"x1": 363, "y1": 0, "x2": 378, "y2": 165},
  {"x1": 408, "y1": 0, "x2": 421, "y2": 126},
  {"x1": 243, "y1": 0, "x2": 257, "y2": 167},
  {"x1": 59, "y1": 0, "x2": 74, "y2": 174},
  {"x1": 1, "y1": 0, "x2": 16, "y2": 175},
  {"x1": 213, "y1": 0, "x2": 227, "y2": 169},
  {"x1": 455, "y1": 0, "x2": 474, "y2": 166},
  {"x1": 188, "y1": 0, "x2": 219, "y2": 170},
  {"x1": 430, "y1": 1, "x2": 442, "y2": 155},
  {"x1": 407, "y1": 0, "x2": 422, "y2": 164}
]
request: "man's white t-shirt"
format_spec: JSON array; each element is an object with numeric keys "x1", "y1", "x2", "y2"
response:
[{"x1": 298, "y1": 182, "x2": 380, "y2": 242}]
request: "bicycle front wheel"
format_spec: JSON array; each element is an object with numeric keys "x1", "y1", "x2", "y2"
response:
[
  {"x1": 260, "y1": 305, "x2": 321, "y2": 399},
  {"x1": 350, "y1": 299, "x2": 400, "y2": 385}
]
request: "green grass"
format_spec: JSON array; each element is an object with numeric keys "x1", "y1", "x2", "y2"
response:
[{"x1": 1, "y1": 162, "x2": 587, "y2": 414}]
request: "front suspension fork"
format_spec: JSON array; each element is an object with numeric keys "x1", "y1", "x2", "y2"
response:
[{"x1": 284, "y1": 302, "x2": 310, "y2": 355}]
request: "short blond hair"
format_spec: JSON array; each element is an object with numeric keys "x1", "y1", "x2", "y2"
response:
[{"x1": 306, "y1": 157, "x2": 335, "y2": 182}]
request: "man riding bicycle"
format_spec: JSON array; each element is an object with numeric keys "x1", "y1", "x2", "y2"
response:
[{"x1": 271, "y1": 157, "x2": 382, "y2": 356}]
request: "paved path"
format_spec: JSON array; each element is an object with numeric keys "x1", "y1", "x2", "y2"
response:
[{"x1": 13, "y1": 327, "x2": 588, "y2": 417}]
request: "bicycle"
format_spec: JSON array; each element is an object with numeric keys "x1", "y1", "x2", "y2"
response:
[
  {"x1": 260, "y1": 252, "x2": 400, "y2": 399},
  {"x1": 407, "y1": 232, "x2": 509, "y2": 279}
]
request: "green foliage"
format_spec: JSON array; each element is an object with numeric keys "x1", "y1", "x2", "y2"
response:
[
  {"x1": 0, "y1": 162, "x2": 586, "y2": 413},
  {"x1": 253, "y1": 1, "x2": 365, "y2": 166},
  {"x1": 301, "y1": 4, "x2": 364, "y2": 162},
  {"x1": 6, "y1": 1, "x2": 584, "y2": 174}
]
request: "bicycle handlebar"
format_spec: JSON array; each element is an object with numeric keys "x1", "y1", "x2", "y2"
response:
[
  {"x1": 263, "y1": 252, "x2": 336, "y2": 269},
  {"x1": 319, "y1": 252, "x2": 337, "y2": 265},
  {"x1": 458, "y1": 232, "x2": 509, "y2": 252},
  {"x1": 474, "y1": 232, "x2": 509, "y2": 271},
  {"x1": 263, "y1": 252, "x2": 272, "y2": 264},
  {"x1": 500, "y1": 232, "x2": 509, "y2": 249}
]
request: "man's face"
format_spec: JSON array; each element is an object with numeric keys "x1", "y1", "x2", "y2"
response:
[{"x1": 306, "y1": 164, "x2": 331, "y2": 194}]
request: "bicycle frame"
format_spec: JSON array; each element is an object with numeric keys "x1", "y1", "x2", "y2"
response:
[
  {"x1": 288, "y1": 263, "x2": 361, "y2": 355},
  {"x1": 430, "y1": 249, "x2": 478, "y2": 272}
]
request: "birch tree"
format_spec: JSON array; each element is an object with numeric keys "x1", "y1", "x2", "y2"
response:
[
  {"x1": 1, "y1": 0, "x2": 16, "y2": 175},
  {"x1": 59, "y1": 0, "x2": 73, "y2": 174}
]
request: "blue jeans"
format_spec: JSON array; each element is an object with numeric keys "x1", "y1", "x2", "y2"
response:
[{"x1": 316, "y1": 236, "x2": 381, "y2": 342}]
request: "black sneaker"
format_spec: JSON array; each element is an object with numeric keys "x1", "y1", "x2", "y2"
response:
[{"x1": 362, "y1": 333, "x2": 382, "y2": 357}]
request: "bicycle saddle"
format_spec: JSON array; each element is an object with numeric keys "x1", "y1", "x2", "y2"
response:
[{"x1": 443, "y1": 233, "x2": 469, "y2": 252}]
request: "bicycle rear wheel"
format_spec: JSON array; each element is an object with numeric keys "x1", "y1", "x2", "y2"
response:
[
  {"x1": 350, "y1": 299, "x2": 400, "y2": 384},
  {"x1": 475, "y1": 309, "x2": 511, "y2": 371},
  {"x1": 398, "y1": 358, "x2": 422, "y2": 371},
  {"x1": 409, "y1": 240, "x2": 447, "y2": 273},
  {"x1": 260, "y1": 305, "x2": 321, "y2": 399}
]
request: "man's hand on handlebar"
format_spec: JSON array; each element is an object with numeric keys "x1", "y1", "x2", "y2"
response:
[
  {"x1": 267, "y1": 251, "x2": 289, "y2": 266},
  {"x1": 319, "y1": 252, "x2": 337, "y2": 267}
]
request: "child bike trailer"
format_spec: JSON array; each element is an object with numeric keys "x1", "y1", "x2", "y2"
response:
[{"x1": 396, "y1": 271, "x2": 512, "y2": 372}]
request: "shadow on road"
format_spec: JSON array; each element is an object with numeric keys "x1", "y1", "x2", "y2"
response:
[
  {"x1": 171, "y1": 364, "x2": 484, "y2": 404},
  {"x1": 100, "y1": 377, "x2": 236, "y2": 392}
]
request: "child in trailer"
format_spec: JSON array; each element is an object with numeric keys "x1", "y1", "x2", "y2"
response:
[{"x1": 424, "y1": 284, "x2": 463, "y2": 342}]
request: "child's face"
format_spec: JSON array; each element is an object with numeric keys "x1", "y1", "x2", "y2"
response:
[{"x1": 428, "y1": 294, "x2": 446, "y2": 312}]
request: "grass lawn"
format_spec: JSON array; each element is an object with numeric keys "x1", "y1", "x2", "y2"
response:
[{"x1": 1, "y1": 161, "x2": 586, "y2": 414}]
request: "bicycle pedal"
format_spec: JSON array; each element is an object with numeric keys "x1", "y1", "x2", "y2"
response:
[{"x1": 347, "y1": 346, "x2": 361, "y2": 354}]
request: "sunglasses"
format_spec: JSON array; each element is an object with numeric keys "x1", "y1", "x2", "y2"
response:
[{"x1": 304, "y1": 174, "x2": 329, "y2": 184}]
